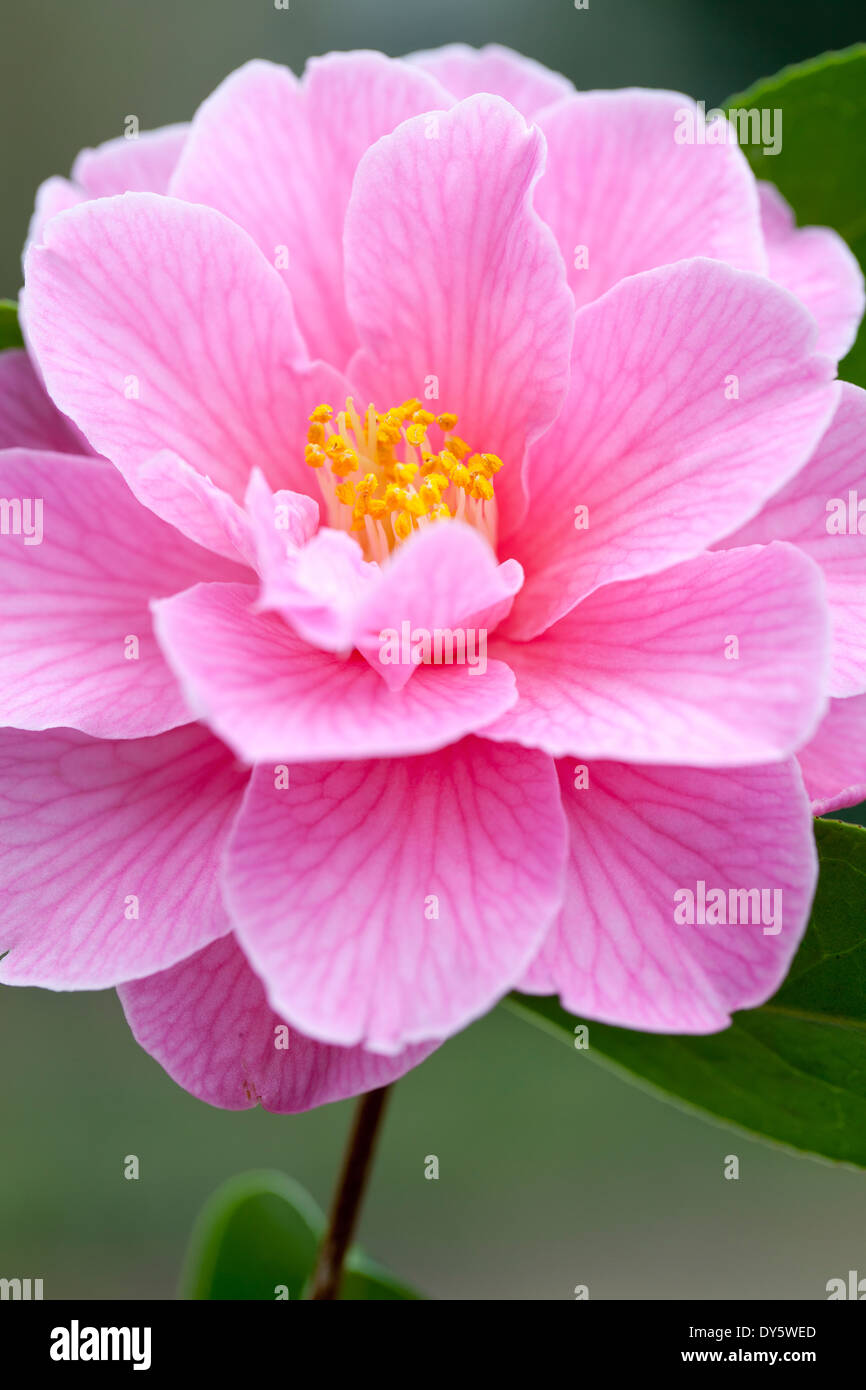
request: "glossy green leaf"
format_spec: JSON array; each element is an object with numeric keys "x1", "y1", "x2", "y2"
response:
[
  {"x1": 180, "y1": 1168, "x2": 422, "y2": 1300},
  {"x1": 726, "y1": 45, "x2": 866, "y2": 387},
  {"x1": 509, "y1": 819, "x2": 866, "y2": 1167},
  {"x1": 0, "y1": 300, "x2": 24, "y2": 351}
]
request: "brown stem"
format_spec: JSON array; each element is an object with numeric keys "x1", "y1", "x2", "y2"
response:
[{"x1": 309, "y1": 1084, "x2": 393, "y2": 1300}]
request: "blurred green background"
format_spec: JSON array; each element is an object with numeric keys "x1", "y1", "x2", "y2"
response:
[{"x1": 2, "y1": 0, "x2": 866, "y2": 1300}]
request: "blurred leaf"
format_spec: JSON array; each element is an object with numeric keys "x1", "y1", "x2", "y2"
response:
[
  {"x1": 339, "y1": 1251, "x2": 423, "y2": 1301},
  {"x1": 509, "y1": 819, "x2": 866, "y2": 1167},
  {"x1": 180, "y1": 1170, "x2": 321, "y2": 1300},
  {"x1": 726, "y1": 45, "x2": 866, "y2": 388},
  {"x1": 0, "y1": 299, "x2": 23, "y2": 351},
  {"x1": 180, "y1": 1168, "x2": 422, "y2": 1300}
]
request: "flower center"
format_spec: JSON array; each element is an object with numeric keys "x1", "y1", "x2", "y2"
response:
[{"x1": 304, "y1": 397, "x2": 502, "y2": 562}]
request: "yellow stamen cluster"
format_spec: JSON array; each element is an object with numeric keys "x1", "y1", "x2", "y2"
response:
[{"x1": 304, "y1": 397, "x2": 503, "y2": 561}]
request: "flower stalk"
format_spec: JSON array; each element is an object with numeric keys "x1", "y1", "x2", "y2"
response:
[{"x1": 308, "y1": 1084, "x2": 393, "y2": 1300}]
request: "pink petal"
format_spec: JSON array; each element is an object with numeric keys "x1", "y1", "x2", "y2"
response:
[
  {"x1": 27, "y1": 176, "x2": 84, "y2": 249},
  {"x1": 23, "y1": 194, "x2": 345, "y2": 502},
  {"x1": 224, "y1": 739, "x2": 567, "y2": 1051},
  {"x1": 245, "y1": 467, "x2": 319, "y2": 551},
  {"x1": 27, "y1": 125, "x2": 188, "y2": 251},
  {"x1": 153, "y1": 582, "x2": 518, "y2": 762},
  {"x1": 724, "y1": 381, "x2": 866, "y2": 697},
  {"x1": 119, "y1": 934, "x2": 439, "y2": 1113},
  {"x1": 406, "y1": 42, "x2": 573, "y2": 117},
  {"x1": 72, "y1": 123, "x2": 188, "y2": 196},
  {"x1": 170, "y1": 55, "x2": 451, "y2": 369},
  {"x1": 797, "y1": 694, "x2": 866, "y2": 815},
  {"x1": 534, "y1": 91, "x2": 766, "y2": 316},
  {"x1": 486, "y1": 543, "x2": 829, "y2": 765},
  {"x1": 505, "y1": 258, "x2": 839, "y2": 639},
  {"x1": 522, "y1": 758, "x2": 816, "y2": 1032},
  {"x1": 245, "y1": 469, "x2": 370, "y2": 652},
  {"x1": 131, "y1": 451, "x2": 257, "y2": 567},
  {"x1": 0, "y1": 724, "x2": 247, "y2": 989},
  {"x1": 0, "y1": 349, "x2": 82, "y2": 453},
  {"x1": 344, "y1": 94, "x2": 575, "y2": 537},
  {"x1": 255, "y1": 527, "x2": 375, "y2": 653},
  {"x1": 350, "y1": 522, "x2": 523, "y2": 690},
  {"x1": 759, "y1": 181, "x2": 864, "y2": 362},
  {"x1": 0, "y1": 450, "x2": 242, "y2": 738}
]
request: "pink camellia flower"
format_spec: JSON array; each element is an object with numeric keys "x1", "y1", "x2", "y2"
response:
[{"x1": 2, "y1": 46, "x2": 865, "y2": 1110}]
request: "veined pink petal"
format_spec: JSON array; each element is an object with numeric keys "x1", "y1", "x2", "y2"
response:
[
  {"x1": 505, "y1": 258, "x2": 839, "y2": 639},
  {"x1": 759, "y1": 181, "x2": 864, "y2": 362},
  {"x1": 797, "y1": 694, "x2": 866, "y2": 815},
  {"x1": 255, "y1": 528, "x2": 374, "y2": 653},
  {"x1": 724, "y1": 382, "x2": 866, "y2": 697},
  {"x1": 0, "y1": 350, "x2": 82, "y2": 453},
  {"x1": 23, "y1": 194, "x2": 345, "y2": 501},
  {"x1": 406, "y1": 42, "x2": 573, "y2": 117},
  {"x1": 131, "y1": 451, "x2": 258, "y2": 567},
  {"x1": 223, "y1": 739, "x2": 567, "y2": 1052},
  {"x1": 485, "y1": 543, "x2": 829, "y2": 765},
  {"x1": 72, "y1": 123, "x2": 188, "y2": 196},
  {"x1": 534, "y1": 91, "x2": 766, "y2": 316},
  {"x1": 153, "y1": 582, "x2": 518, "y2": 762},
  {"x1": 26, "y1": 124, "x2": 188, "y2": 252},
  {"x1": 0, "y1": 724, "x2": 247, "y2": 989},
  {"x1": 0, "y1": 450, "x2": 242, "y2": 738},
  {"x1": 344, "y1": 94, "x2": 575, "y2": 537},
  {"x1": 7, "y1": 51, "x2": 860, "y2": 1105},
  {"x1": 350, "y1": 522, "x2": 523, "y2": 690},
  {"x1": 119, "y1": 934, "x2": 440, "y2": 1114},
  {"x1": 521, "y1": 758, "x2": 816, "y2": 1032},
  {"x1": 170, "y1": 54, "x2": 451, "y2": 369}
]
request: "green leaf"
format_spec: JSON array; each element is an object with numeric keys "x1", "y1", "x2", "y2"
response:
[
  {"x1": 180, "y1": 1169, "x2": 423, "y2": 1300},
  {"x1": 508, "y1": 819, "x2": 866, "y2": 1167},
  {"x1": 339, "y1": 1252, "x2": 424, "y2": 1301},
  {"x1": 0, "y1": 300, "x2": 24, "y2": 351},
  {"x1": 180, "y1": 1170, "x2": 322, "y2": 1300},
  {"x1": 725, "y1": 45, "x2": 866, "y2": 388}
]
